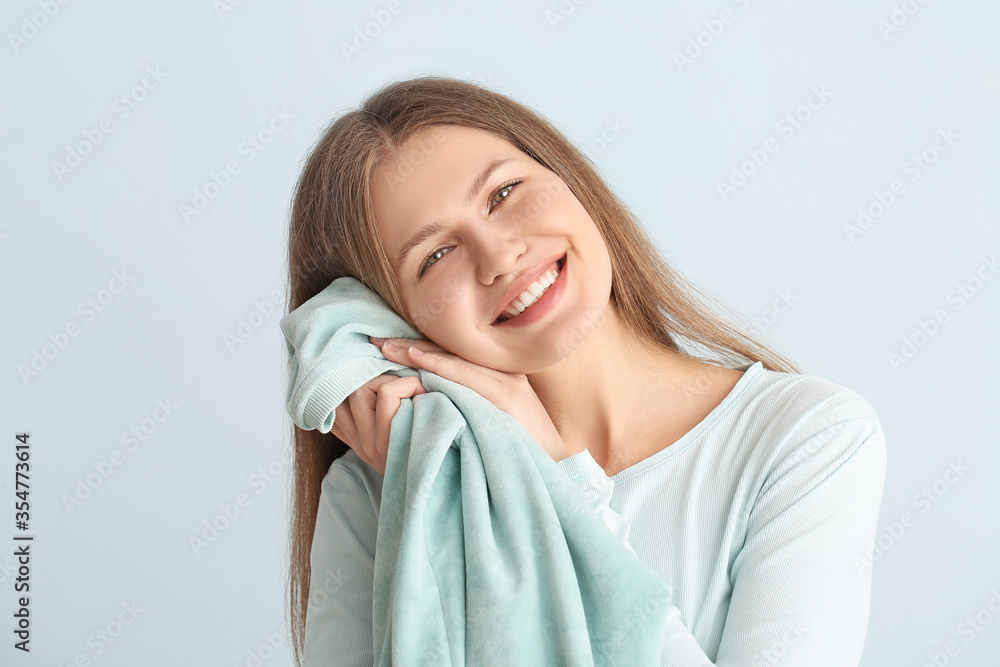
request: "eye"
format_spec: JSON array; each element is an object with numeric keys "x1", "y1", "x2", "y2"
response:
[
  {"x1": 489, "y1": 179, "x2": 522, "y2": 212},
  {"x1": 418, "y1": 245, "x2": 451, "y2": 277},
  {"x1": 417, "y1": 178, "x2": 524, "y2": 279}
]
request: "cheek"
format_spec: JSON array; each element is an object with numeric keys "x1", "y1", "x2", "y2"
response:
[
  {"x1": 514, "y1": 181, "x2": 570, "y2": 222},
  {"x1": 543, "y1": 189, "x2": 589, "y2": 228},
  {"x1": 404, "y1": 287, "x2": 470, "y2": 336}
]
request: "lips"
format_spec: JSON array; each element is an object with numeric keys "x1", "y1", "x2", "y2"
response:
[{"x1": 491, "y1": 252, "x2": 566, "y2": 325}]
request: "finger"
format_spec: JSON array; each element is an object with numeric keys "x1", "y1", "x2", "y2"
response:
[
  {"x1": 379, "y1": 340, "x2": 507, "y2": 381},
  {"x1": 333, "y1": 402, "x2": 371, "y2": 464},
  {"x1": 403, "y1": 346, "x2": 503, "y2": 401},
  {"x1": 373, "y1": 376, "x2": 425, "y2": 465},
  {"x1": 333, "y1": 401, "x2": 360, "y2": 448},
  {"x1": 348, "y1": 389, "x2": 379, "y2": 465},
  {"x1": 375, "y1": 337, "x2": 448, "y2": 356},
  {"x1": 364, "y1": 373, "x2": 405, "y2": 392},
  {"x1": 341, "y1": 375, "x2": 403, "y2": 465},
  {"x1": 331, "y1": 421, "x2": 375, "y2": 470}
]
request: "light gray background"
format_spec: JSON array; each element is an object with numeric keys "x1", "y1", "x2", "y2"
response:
[{"x1": 2, "y1": 1, "x2": 998, "y2": 665}]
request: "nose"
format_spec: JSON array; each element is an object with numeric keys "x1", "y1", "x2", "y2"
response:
[{"x1": 471, "y1": 228, "x2": 526, "y2": 286}]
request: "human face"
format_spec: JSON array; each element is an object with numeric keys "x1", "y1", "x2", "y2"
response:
[{"x1": 370, "y1": 124, "x2": 612, "y2": 374}]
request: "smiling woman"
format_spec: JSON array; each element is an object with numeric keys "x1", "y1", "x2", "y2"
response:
[
  {"x1": 368, "y1": 123, "x2": 616, "y2": 374},
  {"x1": 283, "y1": 76, "x2": 886, "y2": 667}
]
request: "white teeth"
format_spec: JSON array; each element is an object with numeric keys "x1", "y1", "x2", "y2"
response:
[{"x1": 498, "y1": 265, "x2": 560, "y2": 322}]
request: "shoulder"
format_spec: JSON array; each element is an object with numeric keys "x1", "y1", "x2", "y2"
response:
[
  {"x1": 749, "y1": 364, "x2": 881, "y2": 427},
  {"x1": 320, "y1": 449, "x2": 385, "y2": 519},
  {"x1": 739, "y1": 365, "x2": 887, "y2": 488},
  {"x1": 744, "y1": 364, "x2": 884, "y2": 443}
]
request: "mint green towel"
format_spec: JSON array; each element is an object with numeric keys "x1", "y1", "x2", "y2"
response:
[{"x1": 280, "y1": 277, "x2": 671, "y2": 666}]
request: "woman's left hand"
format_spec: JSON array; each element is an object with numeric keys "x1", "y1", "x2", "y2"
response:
[{"x1": 369, "y1": 336, "x2": 584, "y2": 463}]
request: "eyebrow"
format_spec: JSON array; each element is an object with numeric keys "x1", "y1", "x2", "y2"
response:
[{"x1": 394, "y1": 157, "x2": 515, "y2": 275}]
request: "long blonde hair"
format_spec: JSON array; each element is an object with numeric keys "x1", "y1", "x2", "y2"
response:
[{"x1": 283, "y1": 74, "x2": 802, "y2": 665}]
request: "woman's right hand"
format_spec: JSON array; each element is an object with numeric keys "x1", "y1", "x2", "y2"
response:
[{"x1": 330, "y1": 374, "x2": 427, "y2": 477}]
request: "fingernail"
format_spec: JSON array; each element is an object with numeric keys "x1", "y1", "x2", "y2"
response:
[
  {"x1": 383, "y1": 341, "x2": 398, "y2": 351},
  {"x1": 369, "y1": 336, "x2": 386, "y2": 344},
  {"x1": 408, "y1": 346, "x2": 424, "y2": 356}
]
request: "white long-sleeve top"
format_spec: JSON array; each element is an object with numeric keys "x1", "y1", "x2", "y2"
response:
[{"x1": 302, "y1": 360, "x2": 888, "y2": 666}]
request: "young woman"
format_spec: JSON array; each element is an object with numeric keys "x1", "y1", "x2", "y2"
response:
[{"x1": 284, "y1": 76, "x2": 887, "y2": 666}]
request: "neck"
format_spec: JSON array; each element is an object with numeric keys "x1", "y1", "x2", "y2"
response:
[{"x1": 527, "y1": 303, "x2": 729, "y2": 475}]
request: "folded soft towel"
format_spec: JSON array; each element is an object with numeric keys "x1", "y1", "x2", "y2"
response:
[{"x1": 280, "y1": 276, "x2": 672, "y2": 666}]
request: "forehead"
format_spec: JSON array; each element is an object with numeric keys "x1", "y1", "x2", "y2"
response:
[
  {"x1": 394, "y1": 124, "x2": 514, "y2": 169},
  {"x1": 371, "y1": 125, "x2": 523, "y2": 241}
]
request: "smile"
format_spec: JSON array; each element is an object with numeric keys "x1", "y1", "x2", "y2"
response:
[{"x1": 493, "y1": 254, "x2": 567, "y2": 327}]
